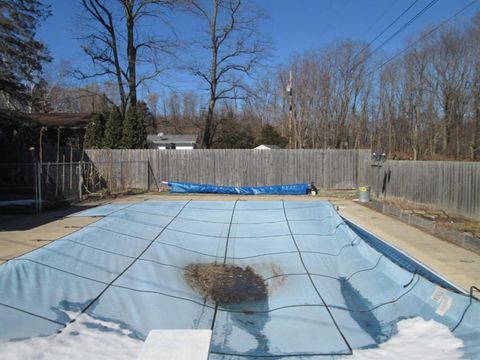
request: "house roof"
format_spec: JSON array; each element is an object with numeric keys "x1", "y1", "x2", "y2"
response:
[
  {"x1": 254, "y1": 144, "x2": 282, "y2": 149},
  {"x1": 28, "y1": 113, "x2": 92, "y2": 128},
  {"x1": 147, "y1": 134, "x2": 198, "y2": 146}
]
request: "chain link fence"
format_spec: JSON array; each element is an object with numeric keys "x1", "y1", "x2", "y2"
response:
[{"x1": 0, "y1": 160, "x2": 150, "y2": 213}]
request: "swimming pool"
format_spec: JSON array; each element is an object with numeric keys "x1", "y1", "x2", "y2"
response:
[{"x1": 0, "y1": 200, "x2": 478, "y2": 359}]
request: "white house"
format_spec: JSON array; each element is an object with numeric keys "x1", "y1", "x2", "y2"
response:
[
  {"x1": 147, "y1": 133, "x2": 198, "y2": 150},
  {"x1": 253, "y1": 144, "x2": 282, "y2": 150}
]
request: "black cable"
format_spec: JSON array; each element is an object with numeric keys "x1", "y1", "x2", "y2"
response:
[
  {"x1": 330, "y1": 276, "x2": 420, "y2": 313},
  {"x1": 5, "y1": 254, "x2": 420, "y2": 320},
  {"x1": 372, "y1": 0, "x2": 438, "y2": 55},
  {"x1": 62, "y1": 239, "x2": 138, "y2": 259},
  {"x1": 185, "y1": 204, "x2": 327, "y2": 212},
  {"x1": 346, "y1": 255, "x2": 383, "y2": 281},
  {"x1": 111, "y1": 275, "x2": 421, "y2": 316},
  {"x1": 86, "y1": 225, "x2": 152, "y2": 242},
  {"x1": 126, "y1": 220, "x2": 348, "y2": 240},
  {"x1": 369, "y1": 0, "x2": 480, "y2": 76},
  {"x1": 264, "y1": 254, "x2": 382, "y2": 284},
  {"x1": 210, "y1": 199, "x2": 238, "y2": 331},
  {"x1": 107, "y1": 213, "x2": 165, "y2": 229},
  {"x1": 60, "y1": 239, "x2": 188, "y2": 272},
  {"x1": 402, "y1": 270, "x2": 417, "y2": 288},
  {"x1": 354, "y1": 0, "x2": 440, "y2": 69},
  {"x1": 61, "y1": 199, "x2": 192, "y2": 330},
  {"x1": 451, "y1": 286, "x2": 480, "y2": 332},
  {"x1": 358, "y1": 0, "x2": 401, "y2": 40},
  {"x1": 88, "y1": 222, "x2": 351, "y2": 249},
  {"x1": 281, "y1": 200, "x2": 353, "y2": 355},
  {"x1": 0, "y1": 301, "x2": 66, "y2": 327},
  {"x1": 75, "y1": 201, "x2": 138, "y2": 218},
  {"x1": 355, "y1": 0, "x2": 420, "y2": 59},
  {"x1": 128, "y1": 207, "x2": 336, "y2": 225},
  {"x1": 65, "y1": 223, "x2": 360, "y2": 261},
  {"x1": 11, "y1": 258, "x2": 110, "y2": 285}
]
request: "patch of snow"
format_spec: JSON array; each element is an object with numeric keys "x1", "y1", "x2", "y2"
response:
[
  {"x1": 342, "y1": 317, "x2": 464, "y2": 360},
  {"x1": 0, "y1": 316, "x2": 463, "y2": 360},
  {"x1": 0, "y1": 313, "x2": 143, "y2": 360}
]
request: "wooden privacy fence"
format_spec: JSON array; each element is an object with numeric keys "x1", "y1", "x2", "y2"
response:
[
  {"x1": 369, "y1": 160, "x2": 480, "y2": 220},
  {"x1": 85, "y1": 149, "x2": 479, "y2": 220},
  {"x1": 85, "y1": 149, "x2": 371, "y2": 190}
]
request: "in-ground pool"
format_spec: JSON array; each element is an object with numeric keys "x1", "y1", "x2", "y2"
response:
[{"x1": 0, "y1": 200, "x2": 478, "y2": 359}]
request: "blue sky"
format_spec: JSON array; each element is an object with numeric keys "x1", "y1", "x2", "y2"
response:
[{"x1": 37, "y1": 0, "x2": 480, "y2": 96}]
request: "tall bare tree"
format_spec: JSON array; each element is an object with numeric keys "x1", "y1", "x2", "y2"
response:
[
  {"x1": 78, "y1": 0, "x2": 177, "y2": 115},
  {"x1": 186, "y1": 0, "x2": 269, "y2": 148}
]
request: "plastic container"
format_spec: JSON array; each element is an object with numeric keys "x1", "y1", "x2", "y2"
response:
[{"x1": 358, "y1": 186, "x2": 370, "y2": 203}]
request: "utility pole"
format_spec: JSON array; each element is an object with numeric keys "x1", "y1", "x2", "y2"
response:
[{"x1": 287, "y1": 71, "x2": 294, "y2": 149}]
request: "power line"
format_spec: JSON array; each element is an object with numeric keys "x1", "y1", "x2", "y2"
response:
[
  {"x1": 358, "y1": 0, "x2": 402, "y2": 40},
  {"x1": 357, "y1": 0, "x2": 420, "y2": 56},
  {"x1": 352, "y1": 0, "x2": 440, "y2": 70},
  {"x1": 372, "y1": 0, "x2": 480, "y2": 74},
  {"x1": 368, "y1": 0, "x2": 440, "y2": 59}
]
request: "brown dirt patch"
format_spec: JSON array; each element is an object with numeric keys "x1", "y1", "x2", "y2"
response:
[
  {"x1": 378, "y1": 197, "x2": 480, "y2": 237},
  {"x1": 184, "y1": 263, "x2": 268, "y2": 303}
]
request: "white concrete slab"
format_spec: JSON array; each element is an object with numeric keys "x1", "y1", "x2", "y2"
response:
[{"x1": 139, "y1": 329, "x2": 212, "y2": 360}]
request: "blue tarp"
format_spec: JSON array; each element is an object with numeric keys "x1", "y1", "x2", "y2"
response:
[
  {"x1": 0, "y1": 200, "x2": 479, "y2": 359},
  {"x1": 168, "y1": 182, "x2": 309, "y2": 195}
]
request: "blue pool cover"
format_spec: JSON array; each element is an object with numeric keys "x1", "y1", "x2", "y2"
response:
[
  {"x1": 168, "y1": 182, "x2": 309, "y2": 195},
  {"x1": 0, "y1": 200, "x2": 478, "y2": 358}
]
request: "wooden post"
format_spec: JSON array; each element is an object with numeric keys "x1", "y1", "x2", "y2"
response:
[
  {"x1": 287, "y1": 71, "x2": 294, "y2": 149},
  {"x1": 78, "y1": 162, "x2": 83, "y2": 201},
  {"x1": 70, "y1": 147, "x2": 73, "y2": 190},
  {"x1": 33, "y1": 162, "x2": 39, "y2": 213},
  {"x1": 146, "y1": 161, "x2": 150, "y2": 191},
  {"x1": 39, "y1": 127, "x2": 46, "y2": 164},
  {"x1": 62, "y1": 154, "x2": 66, "y2": 194},
  {"x1": 55, "y1": 127, "x2": 61, "y2": 196},
  {"x1": 37, "y1": 162, "x2": 42, "y2": 213}
]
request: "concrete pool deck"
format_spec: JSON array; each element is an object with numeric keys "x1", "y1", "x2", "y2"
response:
[{"x1": 0, "y1": 193, "x2": 478, "y2": 291}]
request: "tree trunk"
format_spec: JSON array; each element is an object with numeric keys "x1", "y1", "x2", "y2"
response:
[
  {"x1": 125, "y1": 0, "x2": 137, "y2": 108},
  {"x1": 201, "y1": 0, "x2": 219, "y2": 149}
]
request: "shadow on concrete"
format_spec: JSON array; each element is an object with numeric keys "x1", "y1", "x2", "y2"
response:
[{"x1": 0, "y1": 204, "x2": 98, "y2": 231}]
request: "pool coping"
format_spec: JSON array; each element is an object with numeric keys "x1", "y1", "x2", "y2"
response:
[{"x1": 343, "y1": 216, "x2": 468, "y2": 296}]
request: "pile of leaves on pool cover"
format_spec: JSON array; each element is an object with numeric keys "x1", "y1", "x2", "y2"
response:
[{"x1": 184, "y1": 263, "x2": 268, "y2": 303}]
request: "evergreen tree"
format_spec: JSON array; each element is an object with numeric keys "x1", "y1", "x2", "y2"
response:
[
  {"x1": 137, "y1": 101, "x2": 156, "y2": 134},
  {"x1": 83, "y1": 113, "x2": 105, "y2": 149},
  {"x1": 103, "y1": 106, "x2": 123, "y2": 148},
  {"x1": 121, "y1": 106, "x2": 146, "y2": 149},
  {"x1": 0, "y1": 0, "x2": 51, "y2": 107},
  {"x1": 214, "y1": 114, "x2": 255, "y2": 149},
  {"x1": 258, "y1": 124, "x2": 288, "y2": 148}
]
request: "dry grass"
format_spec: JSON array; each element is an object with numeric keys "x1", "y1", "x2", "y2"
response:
[
  {"x1": 184, "y1": 263, "x2": 268, "y2": 303},
  {"x1": 381, "y1": 197, "x2": 480, "y2": 237}
]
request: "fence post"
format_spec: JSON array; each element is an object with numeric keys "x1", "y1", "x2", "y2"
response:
[
  {"x1": 37, "y1": 162, "x2": 42, "y2": 213},
  {"x1": 121, "y1": 161, "x2": 124, "y2": 190},
  {"x1": 78, "y1": 162, "x2": 83, "y2": 201},
  {"x1": 147, "y1": 161, "x2": 150, "y2": 191},
  {"x1": 33, "y1": 162, "x2": 39, "y2": 213},
  {"x1": 62, "y1": 155, "x2": 66, "y2": 194}
]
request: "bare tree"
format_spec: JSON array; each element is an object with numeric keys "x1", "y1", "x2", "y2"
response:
[
  {"x1": 186, "y1": 0, "x2": 269, "y2": 148},
  {"x1": 77, "y1": 0, "x2": 177, "y2": 115}
]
